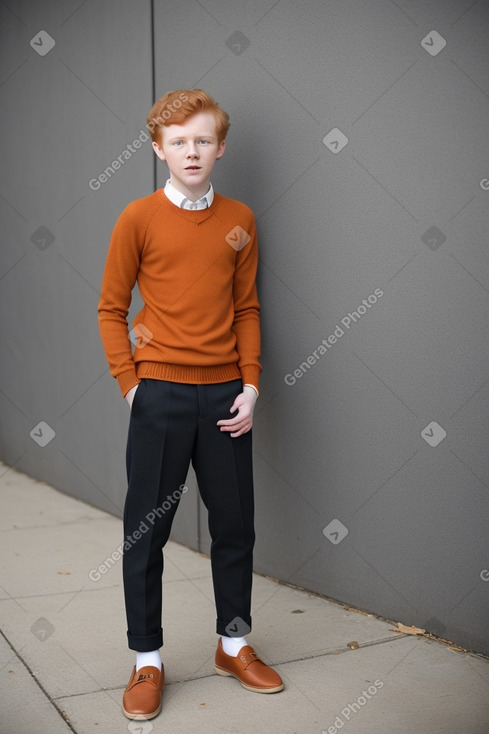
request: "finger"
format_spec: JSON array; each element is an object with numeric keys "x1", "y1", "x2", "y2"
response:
[
  {"x1": 217, "y1": 412, "x2": 247, "y2": 427},
  {"x1": 230, "y1": 425, "x2": 251, "y2": 438},
  {"x1": 220, "y1": 417, "x2": 249, "y2": 430},
  {"x1": 220, "y1": 422, "x2": 247, "y2": 432}
]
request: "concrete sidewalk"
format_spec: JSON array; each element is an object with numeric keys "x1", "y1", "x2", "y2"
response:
[{"x1": 1, "y1": 462, "x2": 488, "y2": 734}]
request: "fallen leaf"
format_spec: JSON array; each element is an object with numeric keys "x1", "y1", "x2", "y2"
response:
[
  {"x1": 347, "y1": 641, "x2": 359, "y2": 649},
  {"x1": 57, "y1": 571, "x2": 71, "y2": 575},
  {"x1": 395, "y1": 622, "x2": 425, "y2": 635}
]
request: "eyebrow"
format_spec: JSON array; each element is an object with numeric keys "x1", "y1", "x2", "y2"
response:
[{"x1": 167, "y1": 134, "x2": 216, "y2": 142}]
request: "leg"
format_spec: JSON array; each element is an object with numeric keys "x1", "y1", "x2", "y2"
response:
[
  {"x1": 191, "y1": 380, "x2": 255, "y2": 637},
  {"x1": 123, "y1": 379, "x2": 197, "y2": 651}
]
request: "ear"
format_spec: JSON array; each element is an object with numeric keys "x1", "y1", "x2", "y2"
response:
[
  {"x1": 152, "y1": 141, "x2": 165, "y2": 161},
  {"x1": 216, "y1": 139, "x2": 226, "y2": 160}
]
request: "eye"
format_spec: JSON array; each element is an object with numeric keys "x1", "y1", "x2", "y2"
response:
[
  {"x1": 172, "y1": 140, "x2": 183, "y2": 146},
  {"x1": 198, "y1": 139, "x2": 210, "y2": 144}
]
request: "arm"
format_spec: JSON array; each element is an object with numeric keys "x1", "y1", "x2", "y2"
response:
[
  {"x1": 217, "y1": 213, "x2": 261, "y2": 437},
  {"x1": 97, "y1": 204, "x2": 142, "y2": 398},
  {"x1": 232, "y1": 214, "x2": 261, "y2": 390}
]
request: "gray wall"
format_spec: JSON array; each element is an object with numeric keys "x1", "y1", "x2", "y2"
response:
[{"x1": 1, "y1": 0, "x2": 488, "y2": 656}]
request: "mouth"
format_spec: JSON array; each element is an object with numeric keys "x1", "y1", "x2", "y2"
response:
[{"x1": 185, "y1": 166, "x2": 201, "y2": 171}]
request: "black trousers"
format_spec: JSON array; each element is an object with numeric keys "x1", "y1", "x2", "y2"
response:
[{"x1": 123, "y1": 378, "x2": 255, "y2": 652}]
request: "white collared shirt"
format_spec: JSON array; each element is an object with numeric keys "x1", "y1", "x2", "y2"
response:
[{"x1": 164, "y1": 178, "x2": 214, "y2": 210}]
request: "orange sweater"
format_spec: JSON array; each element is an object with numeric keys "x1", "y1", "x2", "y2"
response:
[{"x1": 98, "y1": 190, "x2": 261, "y2": 397}]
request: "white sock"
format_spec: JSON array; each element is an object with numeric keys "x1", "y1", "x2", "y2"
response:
[
  {"x1": 136, "y1": 650, "x2": 162, "y2": 671},
  {"x1": 221, "y1": 635, "x2": 248, "y2": 657}
]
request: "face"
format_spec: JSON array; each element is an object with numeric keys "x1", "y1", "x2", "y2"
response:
[{"x1": 152, "y1": 111, "x2": 226, "y2": 200}]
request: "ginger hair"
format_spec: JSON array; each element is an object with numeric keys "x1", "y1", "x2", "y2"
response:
[{"x1": 146, "y1": 89, "x2": 230, "y2": 146}]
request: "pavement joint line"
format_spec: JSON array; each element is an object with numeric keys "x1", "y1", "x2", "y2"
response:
[
  {"x1": 0, "y1": 628, "x2": 77, "y2": 733},
  {"x1": 45, "y1": 635, "x2": 416, "y2": 701},
  {"x1": 0, "y1": 518, "x2": 110, "y2": 532},
  {"x1": 0, "y1": 587, "x2": 123, "y2": 602},
  {"x1": 273, "y1": 632, "x2": 414, "y2": 664},
  {"x1": 4, "y1": 572, "x2": 485, "y2": 661},
  {"x1": 52, "y1": 634, "x2": 489, "y2": 699}
]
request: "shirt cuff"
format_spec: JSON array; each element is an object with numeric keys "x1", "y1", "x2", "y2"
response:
[{"x1": 243, "y1": 383, "x2": 259, "y2": 397}]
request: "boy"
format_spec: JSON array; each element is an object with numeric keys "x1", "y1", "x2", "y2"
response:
[{"x1": 98, "y1": 89, "x2": 284, "y2": 721}]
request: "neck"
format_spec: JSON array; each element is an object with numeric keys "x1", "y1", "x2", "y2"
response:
[{"x1": 170, "y1": 177, "x2": 210, "y2": 202}]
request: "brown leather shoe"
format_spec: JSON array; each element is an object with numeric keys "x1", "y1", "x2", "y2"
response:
[
  {"x1": 214, "y1": 638, "x2": 284, "y2": 693},
  {"x1": 122, "y1": 664, "x2": 165, "y2": 720}
]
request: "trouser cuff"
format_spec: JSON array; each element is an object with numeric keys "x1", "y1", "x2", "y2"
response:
[
  {"x1": 127, "y1": 628, "x2": 163, "y2": 652},
  {"x1": 216, "y1": 616, "x2": 252, "y2": 637}
]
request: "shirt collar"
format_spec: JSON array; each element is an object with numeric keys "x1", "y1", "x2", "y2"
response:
[{"x1": 164, "y1": 179, "x2": 214, "y2": 210}]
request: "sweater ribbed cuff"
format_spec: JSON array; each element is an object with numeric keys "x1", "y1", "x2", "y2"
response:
[
  {"x1": 117, "y1": 369, "x2": 140, "y2": 398},
  {"x1": 240, "y1": 365, "x2": 261, "y2": 393}
]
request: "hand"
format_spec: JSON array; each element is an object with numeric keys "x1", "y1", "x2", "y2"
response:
[
  {"x1": 125, "y1": 384, "x2": 139, "y2": 408},
  {"x1": 217, "y1": 386, "x2": 257, "y2": 438}
]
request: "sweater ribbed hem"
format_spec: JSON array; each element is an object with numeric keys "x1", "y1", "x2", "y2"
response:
[{"x1": 136, "y1": 361, "x2": 242, "y2": 385}]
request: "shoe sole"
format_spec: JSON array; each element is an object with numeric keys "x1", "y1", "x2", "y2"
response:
[
  {"x1": 122, "y1": 702, "x2": 161, "y2": 720},
  {"x1": 214, "y1": 665, "x2": 284, "y2": 693}
]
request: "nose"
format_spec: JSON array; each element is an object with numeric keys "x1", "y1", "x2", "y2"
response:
[{"x1": 186, "y1": 143, "x2": 198, "y2": 158}]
